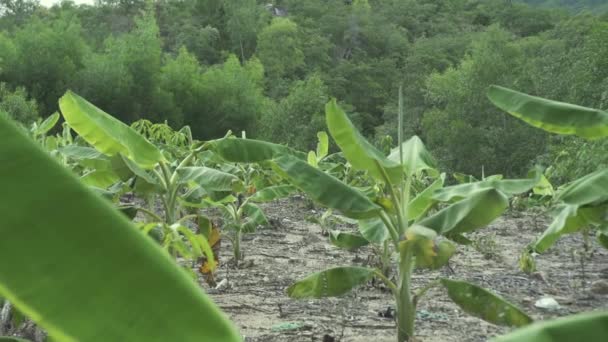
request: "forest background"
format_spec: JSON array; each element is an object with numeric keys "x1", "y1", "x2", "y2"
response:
[{"x1": 1, "y1": 0, "x2": 607, "y2": 183}]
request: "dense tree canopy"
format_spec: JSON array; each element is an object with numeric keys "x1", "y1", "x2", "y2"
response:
[{"x1": 0, "y1": 0, "x2": 607, "y2": 181}]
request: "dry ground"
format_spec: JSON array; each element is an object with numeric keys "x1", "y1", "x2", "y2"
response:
[{"x1": 202, "y1": 197, "x2": 608, "y2": 342}]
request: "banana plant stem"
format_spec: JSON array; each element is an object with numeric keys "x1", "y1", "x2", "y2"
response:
[
  {"x1": 380, "y1": 211, "x2": 400, "y2": 250},
  {"x1": 233, "y1": 229, "x2": 242, "y2": 266},
  {"x1": 376, "y1": 160, "x2": 406, "y2": 237},
  {"x1": 397, "y1": 246, "x2": 415, "y2": 342}
]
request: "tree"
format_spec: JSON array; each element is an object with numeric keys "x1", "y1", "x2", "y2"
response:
[
  {"x1": 376, "y1": 33, "x2": 473, "y2": 141},
  {"x1": 73, "y1": 50, "x2": 135, "y2": 122},
  {"x1": 0, "y1": 32, "x2": 17, "y2": 78},
  {"x1": 8, "y1": 14, "x2": 85, "y2": 115},
  {"x1": 259, "y1": 74, "x2": 329, "y2": 150},
  {"x1": 190, "y1": 55, "x2": 266, "y2": 138},
  {"x1": 256, "y1": 17, "x2": 304, "y2": 95},
  {"x1": 422, "y1": 25, "x2": 546, "y2": 177},
  {"x1": 0, "y1": 0, "x2": 39, "y2": 26},
  {"x1": 74, "y1": 8, "x2": 162, "y2": 122},
  {"x1": 158, "y1": 47, "x2": 204, "y2": 127},
  {"x1": 223, "y1": 0, "x2": 268, "y2": 62}
]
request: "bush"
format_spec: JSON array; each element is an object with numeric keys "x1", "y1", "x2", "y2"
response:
[{"x1": 0, "y1": 83, "x2": 39, "y2": 124}]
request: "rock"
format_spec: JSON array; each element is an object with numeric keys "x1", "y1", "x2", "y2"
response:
[
  {"x1": 214, "y1": 278, "x2": 228, "y2": 291},
  {"x1": 591, "y1": 280, "x2": 608, "y2": 295},
  {"x1": 534, "y1": 297, "x2": 560, "y2": 310}
]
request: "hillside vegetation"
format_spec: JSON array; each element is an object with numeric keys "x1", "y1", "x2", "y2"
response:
[
  {"x1": 1, "y1": 0, "x2": 607, "y2": 181},
  {"x1": 521, "y1": 0, "x2": 608, "y2": 12}
]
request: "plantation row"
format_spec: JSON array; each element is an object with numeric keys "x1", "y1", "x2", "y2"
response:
[{"x1": 0, "y1": 85, "x2": 607, "y2": 342}]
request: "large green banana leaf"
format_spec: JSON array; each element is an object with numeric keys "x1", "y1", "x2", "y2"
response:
[
  {"x1": 441, "y1": 279, "x2": 532, "y2": 327},
  {"x1": 492, "y1": 310, "x2": 608, "y2": 342},
  {"x1": 358, "y1": 217, "x2": 389, "y2": 243},
  {"x1": 271, "y1": 154, "x2": 381, "y2": 219},
  {"x1": 487, "y1": 85, "x2": 608, "y2": 139},
  {"x1": 287, "y1": 266, "x2": 375, "y2": 298},
  {"x1": 388, "y1": 135, "x2": 437, "y2": 177},
  {"x1": 316, "y1": 131, "x2": 329, "y2": 160},
  {"x1": 208, "y1": 137, "x2": 303, "y2": 163},
  {"x1": 535, "y1": 204, "x2": 608, "y2": 253},
  {"x1": 241, "y1": 203, "x2": 269, "y2": 233},
  {"x1": 80, "y1": 169, "x2": 120, "y2": 188},
  {"x1": 58, "y1": 146, "x2": 118, "y2": 175},
  {"x1": 408, "y1": 174, "x2": 445, "y2": 220},
  {"x1": 329, "y1": 231, "x2": 370, "y2": 250},
  {"x1": 58, "y1": 91, "x2": 164, "y2": 169},
  {"x1": 419, "y1": 188, "x2": 509, "y2": 236},
  {"x1": 33, "y1": 112, "x2": 60, "y2": 136},
  {"x1": 177, "y1": 166, "x2": 242, "y2": 192},
  {"x1": 326, "y1": 99, "x2": 402, "y2": 184},
  {"x1": 0, "y1": 116, "x2": 240, "y2": 342},
  {"x1": 433, "y1": 169, "x2": 541, "y2": 202},
  {"x1": 556, "y1": 169, "x2": 608, "y2": 205}
]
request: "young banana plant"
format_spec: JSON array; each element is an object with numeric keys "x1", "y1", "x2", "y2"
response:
[
  {"x1": 178, "y1": 155, "x2": 296, "y2": 266},
  {"x1": 488, "y1": 86, "x2": 608, "y2": 252},
  {"x1": 56, "y1": 91, "x2": 226, "y2": 274},
  {"x1": 209, "y1": 98, "x2": 540, "y2": 341}
]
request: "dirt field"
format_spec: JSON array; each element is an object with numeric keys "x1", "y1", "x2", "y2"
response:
[{"x1": 202, "y1": 196, "x2": 608, "y2": 342}]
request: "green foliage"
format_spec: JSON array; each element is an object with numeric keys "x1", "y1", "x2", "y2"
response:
[
  {"x1": 256, "y1": 17, "x2": 304, "y2": 87},
  {"x1": 488, "y1": 85, "x2": 608, "y2": 139},
  {"x1": 488, "y1": 86, "x2": 608, "y2": 253},
  {"x1": 4, "y1": 15, "x2": 85, "y2": 114},
  {"x1": 59, "y1": 91, "x2": 164, "y2": 169},
  {"x1": 492, "y1": 310, "x2": 608, "y2": 342},
  {"x1": 74, "y1": 10, "x2": 161, "y2": 123},
  {"x1": 193, "y1": 55, "x2": 266, "y2": 138},
  {"x1": 158, "y1": 47, "x2": 202, "y2": 127},
  {"x1": 211, "y1": 100, "x2": 536, "y2": 341},
  {"x1": 0, "y1": 113, "x2": 240, "y2": 342},
  {"x1": 0, "y1": 83, "x2": 38, "y2": 124},
  {"x1": 424, "y1": 26, "x2": 547, "y2": 177},
  {"x1": 520, "y1": 0, "x2": 608, "y2": 12},
  {"x1": 287, "y1": 267, "x2": 375, "y2": 298},
  {"x1": 440, "y1": 279, "x2": 533, "y2": 327},
  {"x1": 223, "y1": 0, "x2": 268, "y2": 62},
  {"x1": 542, "y1": 137, "x2": 608, "y2": 184},
  {"x1": 0, "y1": 0, "x2": 604, "y2": 186},
  {"x1": 260, "y1": 75, "x2": 329, "y2": 150}
]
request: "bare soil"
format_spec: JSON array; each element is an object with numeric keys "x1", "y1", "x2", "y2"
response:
[{"x1": 202, "y1": 197, "x2": 608, "y2": 342}]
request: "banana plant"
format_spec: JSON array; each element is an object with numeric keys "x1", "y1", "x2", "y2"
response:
[
  {"x1": 0, "y1": 114, "x2": 240, "y2": 341},
  {"x1": 29, "y1": 112, "x2": 60, "y2": 143},
  {"x1": 488, "y1": 85, "x2": 608, "y2": 252},
  {"x1": 57, "y1": 91, "x2": 239, "y2": 274},
  {"x1": 209, "y1": 99, "x2": 537, "y2": 341},
  {"x1": 180, "y1": 157, "x2": 296, "y2": 266},
  {"x1": 199, "y1": 184, "x2": 296, "y2": 266}
]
